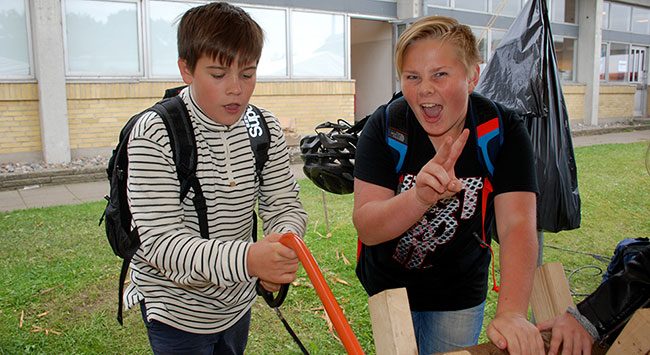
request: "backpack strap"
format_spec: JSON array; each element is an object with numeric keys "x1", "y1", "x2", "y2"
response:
[
  {"x1": 243, "y1": 104, "x2": 270, "y2": 185},
  {"x1": 150, "y1": 96, "x2": 209, "y2": 240},
  {"x1": 385, "y1": 95, "x2": 409, "y2": 174},
  {"x1": 468, "y1": 93, "x2": 504, "y2": 179}
]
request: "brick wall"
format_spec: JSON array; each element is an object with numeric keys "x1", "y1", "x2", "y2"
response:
[
  {"x1": 0, "y1": 83, "x2": 41, "y2": 155},
  {"x1": 598, "y1": 85, "x2": 636, "y2": 118},
  {"x1": 560, "y1": 83, "x2": 636, "y2": 121}
]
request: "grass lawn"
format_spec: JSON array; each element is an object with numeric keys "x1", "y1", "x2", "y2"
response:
[{"x1": 1, "y1": 142, "x2": 648, "y2": 354}]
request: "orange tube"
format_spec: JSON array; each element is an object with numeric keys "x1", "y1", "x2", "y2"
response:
[{"x1": 280, "y1": 233, "x2": 365, "y2": 355}]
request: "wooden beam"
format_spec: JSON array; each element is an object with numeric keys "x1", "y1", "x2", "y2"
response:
[
  {"x1": 368, "y1": 288, "x2": 418, "y2": 355},
  {"x1": 607, "y1": 308, "x2": 650, "y2": 354},
  {"x1": 530, "y1": 262, "x2": 575, "y2": 324}
]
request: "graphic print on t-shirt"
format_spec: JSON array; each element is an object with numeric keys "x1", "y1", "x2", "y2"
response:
[{"x1": 393, "y1": 173, "x2": 484, "y2": 269}]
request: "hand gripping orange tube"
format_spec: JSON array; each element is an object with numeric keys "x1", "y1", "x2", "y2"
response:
[{"x1": 279, "y1": 233, "x2": 365, "y2": 355}]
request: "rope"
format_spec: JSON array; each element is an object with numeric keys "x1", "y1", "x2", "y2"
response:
[{"x1": 477, "y1": 0, "x2": 510, "y2": 46}]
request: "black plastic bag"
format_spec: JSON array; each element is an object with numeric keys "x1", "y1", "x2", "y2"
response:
[{"x1": 475, "y1": 0, "x2": 580, "y2": 232}]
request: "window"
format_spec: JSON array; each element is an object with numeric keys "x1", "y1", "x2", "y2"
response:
[
  {"x1": 600, "y1": 43, "x2": 607, "y2": 80},
  {"x1": 149, "y1": 1, "x2": 195, "y2": 77},
  {"x1": 0, "y1": 0, "x2": 30, "y2": 77},
  {"x1": 608, "y1": 3, "x2": 631, "y2": 32},
  {"x1": 245, "y1": 7, "x2": 288, "y2": 77},
  {"x1": 631, "y1": 7, "x2": 650, "y2": 34},
  {"x1": 64, "y1": 0, "x2": 140, "y2": 76},
  {"x1": 607, "y1": 43, "x2": 628, "y2": 82},
  {"x1": 491, "y1": 0, "x2": 520, "y2": 17},
  {"x1": 291, "y1": 11, "x2": 345, "y2": 78},
  {"x1": 490, "y1": 29, "x2": 506, "y2": 54},
  {"x1": 454, "y1": 0, "x2": 487, "y2": 12},
  {"x1": 429, "y1": 0, "x2": 449, "y2": 6},
  {"x1": 602, "y1": 2, "x2": 609, "y2": 29},
  {"x1": 550, "y1": 0, "x2": 576, "y2": 24},
  {"x1": 554, "y1": 36, "x2": 575, "y2": 81}
]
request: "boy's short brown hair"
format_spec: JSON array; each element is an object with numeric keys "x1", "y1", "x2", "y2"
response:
[
  {"x1": 177, "y1": 2, "x2": 264, "y2": 73},
  {"x1": 395, "y1": 16, "x2": 481, "y2": 78}
]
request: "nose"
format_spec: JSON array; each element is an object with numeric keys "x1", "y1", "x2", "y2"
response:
[
  {"x1": 418, "y1": 78, "x2": 434, "y2": 96},
  {"x1": 226, "y1": 76, "x2": 242, "y2": 95}
]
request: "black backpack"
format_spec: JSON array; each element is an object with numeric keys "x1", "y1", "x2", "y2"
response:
[{"x1": 99, "y1": 86, "x2": 270, "y2": 324}]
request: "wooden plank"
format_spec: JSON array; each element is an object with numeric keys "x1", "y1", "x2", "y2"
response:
[
  {"x1": 607, "y1": 308, "x2": 650, "y2": 354},
  {"x1": 530, "y1": 262, "x2": 575, "y2": 324},
  {"x1": 368, "y1": 288, "x2": 418, "y2": 355}
]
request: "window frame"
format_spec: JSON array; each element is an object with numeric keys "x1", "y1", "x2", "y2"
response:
[
  {"x1": 0, "y1": 0, "x2": 34, "y2": 81},
  {"x1": 62, "y1": 0, "x2": 144, "y2": 79}
]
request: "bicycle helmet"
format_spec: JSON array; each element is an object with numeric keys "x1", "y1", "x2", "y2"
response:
[{"x1": 300, "y1": 119, "x2": 363, "y2": 194}]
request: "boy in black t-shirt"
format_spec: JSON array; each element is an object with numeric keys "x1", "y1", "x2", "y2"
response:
[{"x1": 353, "y1": 16, "x2": 543, "y2": 354}]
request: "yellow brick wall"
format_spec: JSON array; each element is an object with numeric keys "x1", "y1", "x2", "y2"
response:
[
  {"x1": 66, "y1": 82, "x2": 184, "y2": 149},
  {"x1": 562, "y1": 84, "x2": 585, "y2": 123},
  {"x1": 597, "y1": 84, "x2": 636, "y2": 118},
  {"x1": 251, "y1": 81, "x2": 355, "y2": 135},
  {"x1": 0, "y1": 83, "x2": 41, "y2": 155},
  {"x1": 559, "y1": 83, "x2": 637, "y2": 121}
]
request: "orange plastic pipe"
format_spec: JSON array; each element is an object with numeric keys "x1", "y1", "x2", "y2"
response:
[{"x1": 279, "y1": 233, "x2": 365, "y2": 355}]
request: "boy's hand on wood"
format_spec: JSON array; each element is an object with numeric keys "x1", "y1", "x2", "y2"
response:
[{"x1": 247, "y1": 232, "x2": 300, "y2": 284}]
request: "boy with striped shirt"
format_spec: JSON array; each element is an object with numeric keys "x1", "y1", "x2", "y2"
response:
[{"x1": 123, "y1": 3, "x2": 307, "y2": 354}]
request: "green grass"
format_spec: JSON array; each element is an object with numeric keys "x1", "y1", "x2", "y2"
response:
[{"x1": 1, "y1": 142, "x2": 648, "y2": 354}]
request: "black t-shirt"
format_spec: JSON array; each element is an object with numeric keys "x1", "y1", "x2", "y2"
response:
[{"x1": 354, "y1": 92, "x2": 538, "y2": 311}]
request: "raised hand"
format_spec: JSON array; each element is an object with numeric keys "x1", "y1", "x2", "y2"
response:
[{"x1": 414, "y1": 128, "x2": 469, "y2": 207}]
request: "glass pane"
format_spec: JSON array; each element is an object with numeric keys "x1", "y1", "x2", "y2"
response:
[
  {"x1": 245, "y1": 7, "x2": 287, "y2": 77},
  {"x1": 149, "y1": 1, "x2": 194, "y2": 77},
  {"x1": 429, "y1": 0, "x2": 449, "y2": 6},
  {"x1": 491, "y1": 0, "x2": 520, "y2": 17},
  {"x1": 65, "y1": 0, "x2": 139, "y2": 74},
  {"x1": 470, "y1": 27, "x2": 488, "y2": 65},
  {"x1": 0, "y1": 0, "x2": 30, "y2": 76},
  {"x1": 608, "y1": 43, "x2": 628, "y2": 82},
  {"x1": 454, "y1": 0, "x2": 487, "y2": 12},
  {"x1": 602, "y1": 2, "x2": 609, "y2": 29},
  {"x1": 554, "y1": 36, "x2": 575, "y2": 81},
  {"x1": 291, "y1": 11, "x2": 344, "y2": 77},
  {"x1": 608, "y1": 3, "x2": 631, "y2": 32},
  {"x1": 600, "y1": 43, "x2": 607, "y2": 80},
  {"x1": 551, "y1": 0, "x2": 576, "y2": 23},
  {"x1": 631, "y1": 7, "x2": 650, "y2": 34},
  {"x1": 490, "y1": 29, "x2": 506, "y2": 54}
]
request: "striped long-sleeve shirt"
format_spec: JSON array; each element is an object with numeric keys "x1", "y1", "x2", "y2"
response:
[{"x1": 123, "y1": 87, "x2": 308, "y2": 333}]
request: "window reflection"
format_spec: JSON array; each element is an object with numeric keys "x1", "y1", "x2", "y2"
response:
[
  {"x1": 65, "y1": 0, "x2": 139, "y2": 75},
  {"x1": 607, "y1": 43, "x2": 628, "y2": 82},
  {"x1": 554, "y1": 36, "x2": 575, "y2": 81},
  {"x1": 245, "y1": 7, "x2": 287, "y2": 77},
  {"x1": 291, "y1": 11, "x2": 344, "y2": 77},
  {"x1": 149, "y1": 1, "x2": 194, "y2": 77},
  {"x1": 0, "y1": 0, "x2": 30, "y2": 76}
]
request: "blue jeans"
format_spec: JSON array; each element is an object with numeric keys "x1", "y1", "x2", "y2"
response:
[
  {"x1": 411, "y1": 301, "x2": 485, "y2": 354},
  {"x1": 140, "y1": 302, "x2": 251, "y2": 355}
]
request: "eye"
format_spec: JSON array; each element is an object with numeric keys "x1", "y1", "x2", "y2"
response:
[
  {"x1": 434, "y1": 72, "x2": 448, "y2": 78},
  {"x1": 405, "y1": 74, "x2": 419, "y2": 80},
  {"x1": 211, "y1": 73, "x2": 225, "y2": 79}
]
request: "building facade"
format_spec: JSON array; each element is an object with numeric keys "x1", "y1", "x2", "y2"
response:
[{"x1": 0, "y1": 0, "x2": 648, "y2": 164}]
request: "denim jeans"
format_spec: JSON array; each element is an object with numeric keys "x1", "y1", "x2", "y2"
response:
[
  {"x1": 411, "y1": 301, "x2": 485, "y2": 354},
  {"x1": 140, "y1": 302, "x2": 251, "y2": 355}
]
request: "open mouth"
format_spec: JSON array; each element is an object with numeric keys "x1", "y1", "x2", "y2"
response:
[
  {"x1": 224, "y1": 103, "x2": 241, "y2": 114},
  {"x1": 422, "y1": 103, "x2": 442, "y2": 119}
]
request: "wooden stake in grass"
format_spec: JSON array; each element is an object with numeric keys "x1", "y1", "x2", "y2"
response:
[{"x1": 19, "y1": 310, "x2": 24, "y2": 328}]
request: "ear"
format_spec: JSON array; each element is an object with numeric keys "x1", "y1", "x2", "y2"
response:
[
  {"x1": 178, "y1": 59, "x2": 193, "y2": 85},
  {"x1": 467, "y1": 63, "x2": 480, "y2": 93}
]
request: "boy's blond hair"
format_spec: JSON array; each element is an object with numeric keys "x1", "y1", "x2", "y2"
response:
[
  {"x1": 395, "y1": 16, "x2": 482, "y2": 78},
  {"x1": 177, "y1": 2, "x2": 264, "y2": 73}
]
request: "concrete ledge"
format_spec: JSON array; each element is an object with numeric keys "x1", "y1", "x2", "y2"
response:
[{"x1": 0, "y1": 166, "x2": 105, "y2": 191}]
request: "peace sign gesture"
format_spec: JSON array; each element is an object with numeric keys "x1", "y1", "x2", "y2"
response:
[{"x1": 414, "y1": 128, "x2": 469, "y2": 207}]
